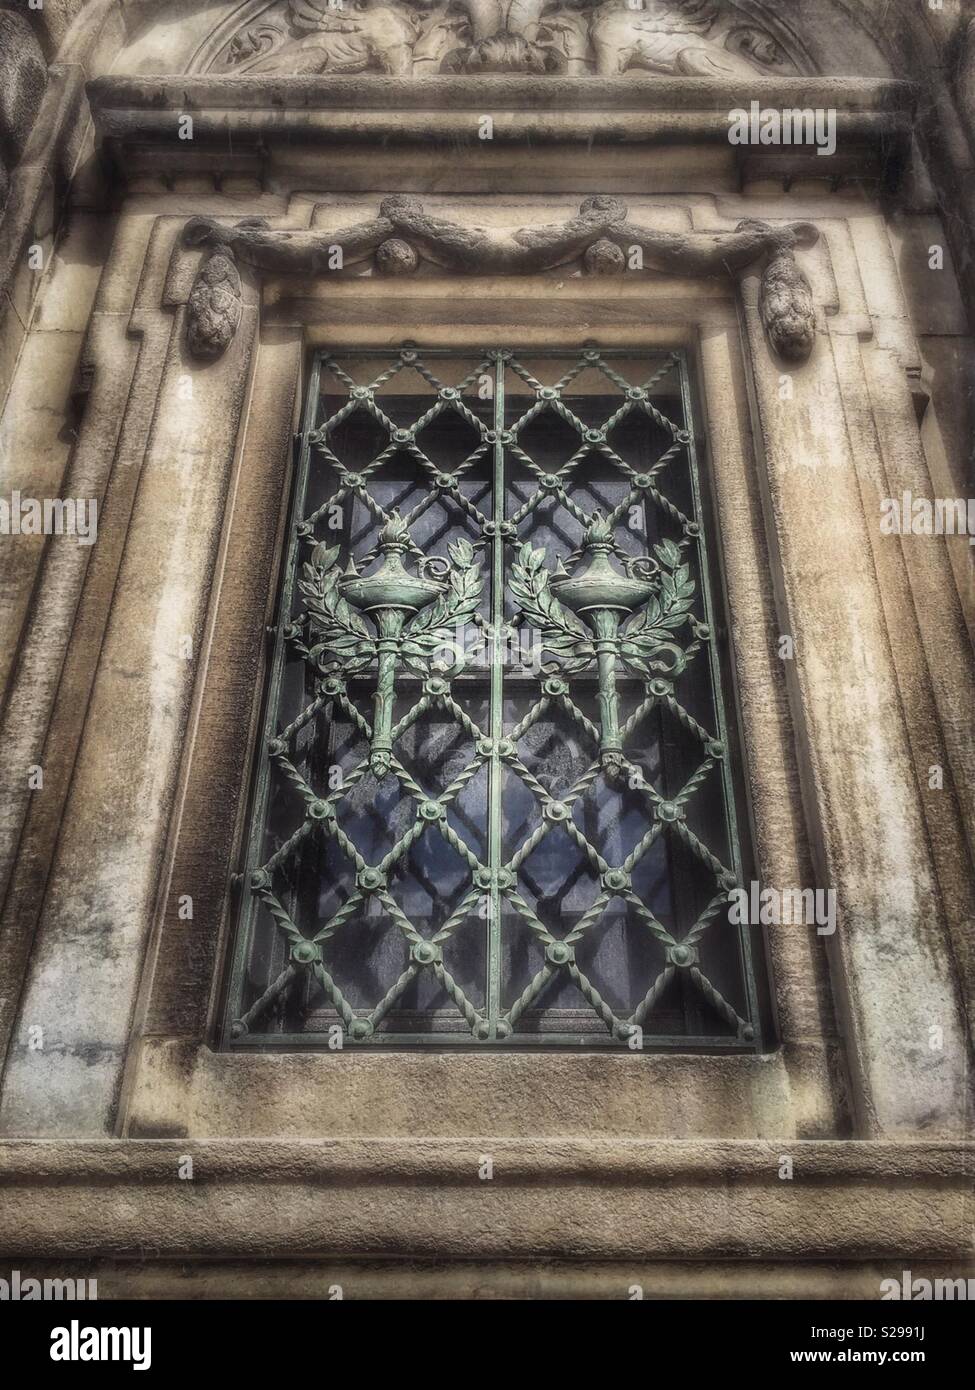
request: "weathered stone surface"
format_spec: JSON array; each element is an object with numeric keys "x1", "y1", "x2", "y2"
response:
[
  {"x1": 741, "y1": 280, "x2": 972, "y2": 1137},
  {"x1": 8, "y1": 1253, "x2": 975, "y2": 1300},
  {"x1": 914, "y1": 334, "x2": 975, "y2": 639},
  {"x1": 954, "y1": 15, "x2": 975, "y2": 154},
  {"x1": 0, "y1": 8, "x2": 47, "y2": 211},
  {"x1": 697, "y1": 323, "x2": 843, "y2": 1136},
  {"x1": 125, "y1": 1039, "x2": 803, "y2": 1140},
  {"x1": 0, "y1": 218, "x2": 259, "y2": 1134},
  {"x1": 0, "y1": 63, "x2": 87, "y2": 392},
  {"x1": 0, "y1": 213, "x2": 163, "y2": 1052},
  {"x1": 0, "y1": 1138, "x2": 970, "y2": 1263},
  {"x1": 0, "y1": 331, "x2": 89, "y2": 692}
]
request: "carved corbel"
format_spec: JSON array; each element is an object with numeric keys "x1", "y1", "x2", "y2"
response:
[
  {"x1": 183, "y1": 219, "x2": 244, "y2": 360},
  {"x1": 605, "y1": 210, "x2": 819, "y2": 362},
  {"x1": 741, "y1": 219, "x2": 818, "y2": 364},
  {"x1": 180, "y1": 198, "x2": 820, "y2": 365}
]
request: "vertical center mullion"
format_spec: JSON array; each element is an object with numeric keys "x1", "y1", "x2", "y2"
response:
[{"x1": 486, "y1": 352, "x2": 506, "y2": 1037}]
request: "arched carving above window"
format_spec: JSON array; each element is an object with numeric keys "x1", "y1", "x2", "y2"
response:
[{"x1": 189, "y1": 0, "x2": 808, "y2": 79}]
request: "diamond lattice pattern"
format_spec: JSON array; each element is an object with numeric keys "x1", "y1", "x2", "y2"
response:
[{"x1": 227, "y1": 348, "x2": 761, "y2": 1049}]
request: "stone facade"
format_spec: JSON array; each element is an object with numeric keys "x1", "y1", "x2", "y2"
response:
[{"x1": 0, "y1": 0, "x2": 972, "y2": 1298}]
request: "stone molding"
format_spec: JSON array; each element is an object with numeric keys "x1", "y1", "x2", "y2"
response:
[
  {"x1": 83, "y1": 73, "x2": 915, "y2": 189},
  {"x1": 181, "y1": 196, "x2": 819, "y2": 361},
  {"x1": 14, "y1": 1256, "x2": 973, "y2": 1300},
  {"x1": 0, "y1": 63, "x2": 88, "y2": 412},
  {"x1": 87, "y1": 71, "x2": 912, "y2": 117},
  {"x1": 0, "y1": 1139, "x2": 970, "y2": 1260}
]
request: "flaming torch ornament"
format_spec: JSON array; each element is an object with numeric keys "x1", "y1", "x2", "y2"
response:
[
  {"x1": 549, "y1": 516, "x2": 658, "y2": 770},
  {"x1": 511, "y1": 514, "x2": 696, "y2": 773},
  {"x1": 338, "y1": 514, "x2": 448, "y2": 777},
  {"x1": 299, "y1": 512, "x2": 483, "y2": 780}
]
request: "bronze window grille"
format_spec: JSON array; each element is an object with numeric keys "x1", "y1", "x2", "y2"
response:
[{"x1": 223, "y1": 346, "x2": 766, "y2": 1049}]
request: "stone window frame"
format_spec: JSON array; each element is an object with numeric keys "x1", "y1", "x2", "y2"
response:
[
  {"x1": 120, "y1": 248, "x2": 845, "y2": 1141},
  {"x1": 222, "y1": 340, "x2": 771, "y2": 1054}
]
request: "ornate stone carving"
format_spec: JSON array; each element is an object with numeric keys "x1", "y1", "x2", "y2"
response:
[
  {"x1": 750, "y1": 220, "x2": 816, "y2": 363},
  {"x1": 184, "y1": 223, "x2": 243, "y2": 359},
  {"x1": 181, "y1": 197, "x2": 819, "y2": 363},
  {"x1": 199, "y1": 0, "x2": 800, "y2": 78},
  {"x1": 590, "y1": 0, "x2": 755, "y2": 78}
]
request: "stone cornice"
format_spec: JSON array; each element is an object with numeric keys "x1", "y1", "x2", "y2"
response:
[
  {"x1": 3, "y1": 1137, "x2": 970, "y2": 1183},
  {"x1": 86, "y1": 74, "x2": 915, "y2": 189},
  {"x1": 0, "y1": 1139, "x2": 971, "y2": 1260},
  {"x1": 88, "y1": 72, "x2": 914, "y2": 126}
]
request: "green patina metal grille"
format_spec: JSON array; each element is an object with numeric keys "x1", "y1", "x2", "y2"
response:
[{"x1": 224, "y1": 346, "x2": 765, "y2": 1049}]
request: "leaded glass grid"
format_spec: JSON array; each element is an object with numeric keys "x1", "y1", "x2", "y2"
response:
[{"x1": 223, "y1": 346, "x2": 766, "y2": 1050}]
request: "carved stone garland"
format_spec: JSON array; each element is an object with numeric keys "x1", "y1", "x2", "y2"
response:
[{"x1": 182, "y1": 195, "x2": 820, "y2": 363}]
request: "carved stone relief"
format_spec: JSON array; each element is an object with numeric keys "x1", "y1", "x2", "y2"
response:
[
  {"x1": 181, "y1": 195, "x2": 820, "y2": 362},
  {"x1": 194, "y1": 0, "x2": 802, "y2": 78},
  {"x1": 183, "y1": 224, "x2": 244, "y2": 359}
]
